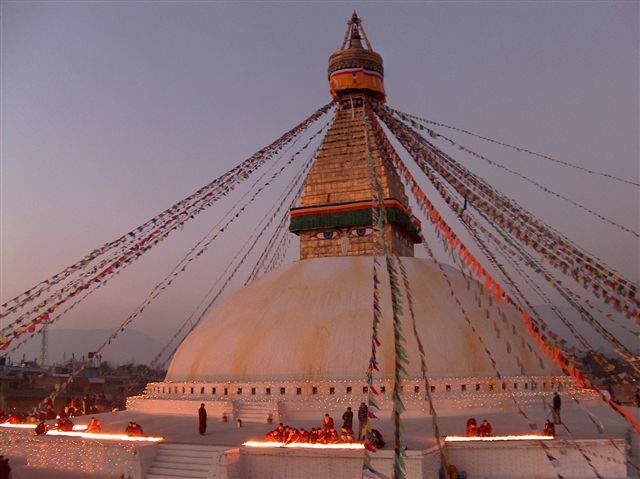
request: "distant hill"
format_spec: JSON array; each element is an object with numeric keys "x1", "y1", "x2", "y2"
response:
[{"x1": 8, "y1": 328, "x2": 165, "y2": 366}]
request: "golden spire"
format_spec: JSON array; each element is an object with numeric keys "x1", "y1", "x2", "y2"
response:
[{"x1": 289, "y1": 14, "x2": 420, "y2": 260}]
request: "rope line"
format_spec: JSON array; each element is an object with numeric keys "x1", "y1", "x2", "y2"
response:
[
  {"x1": 394, "y1": 114, "x2": 638, "y2": 237},
  {"x1": 390, "y1": 107, "x2": 640, "y2": 188}
]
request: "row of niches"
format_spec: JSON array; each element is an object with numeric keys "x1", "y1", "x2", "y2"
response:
[{"x1": 148, "y1": 376, "x2": 577, "y2": 399}]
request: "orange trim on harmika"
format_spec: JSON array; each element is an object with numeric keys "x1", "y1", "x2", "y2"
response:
[{"x1": 290, "y1": 199, "x2": 408, "y2": 217}]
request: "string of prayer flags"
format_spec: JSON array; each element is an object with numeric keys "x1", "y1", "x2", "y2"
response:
[
  {"x1": 378, "y1": 104, "x2": 639, "y2": 323},
  {"x1": 369, "y1": 102, "x2": 640, "y2": 436},
  {"x1": 374, "y1": 105, "x2": 640, "y2": 375},
  {"x1": 402, "y1": 113, "x2": 637, "y2": 237},
  {"x1": 150, "y1": 145, "x2": 321, "y2": 370},
  {"x1": 396, "y1": 256, "x2": 449, "y2": 471},
  {"x1": 1, "y1": 104, "x2": 334, "y2": 351},
  {"x1": 368, "y1": 106, "x2": 584, "y2": 382},
  {"x1": 361, "y1": 118, "x2": 389, "y2": 478},
  {"x1": 390, "y1": 107, "x2": 640, "y2": 188}
]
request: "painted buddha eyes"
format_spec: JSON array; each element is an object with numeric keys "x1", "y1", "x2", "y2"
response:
[
  {"x1": 351, "y1": 227, "x2": 372, "y2": 237},
  {"x1": 314, "y1": 228, "x2": 373, "y2": 240},
  {"x1": 316, "y1": 230, "x2": 338, "y2": 240}
]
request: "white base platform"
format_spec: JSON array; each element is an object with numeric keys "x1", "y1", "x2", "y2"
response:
[{"x1": 3, "y1": 400, "x2": 637, "y2": 479}]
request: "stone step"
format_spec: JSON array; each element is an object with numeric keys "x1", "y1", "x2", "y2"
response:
[
  {"x1": 148, "y1": 442, "x2": 219, "y2": 479},
  {"x1": 153, "y1": 456, "x2": 213, "y2": 469},
  {"x1": 147, "y1": 472, "x2": 206, "y2": 479},
  {"x1": 157, "y1": 443, "x2": 219, "y2": 452},
  {"x1": 156, "y1": 449, "x2": 215, "y2": 459},
  {"x1": 152, "y1": 461, "x2": 211, "y2": 472},
  {"x1": 148, "y1": 466, "x2": 209, "y2": 478},
  {"x1": 154, "y1": 454, "x2": 213, "y2": 465},
  {"x1": 238, "y1": 412, "x2": 273, "y2": 417},
  {"x1": 238, "y1": 402, "x2": 275, "y2": 411},
  {"x1": 235, "y1": 401, "x2": 276, "y2": 423}
]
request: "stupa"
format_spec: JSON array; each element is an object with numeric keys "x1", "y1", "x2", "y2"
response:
[
  {"x1": 142, "y1": 12, "x2": 571, "y2": 419},
  {"x1": 3, "y1": 13, "x2": 631, "y2": 479},
  {"x1": 125, "y1": 15, "x2": 628, "y2": 479}
]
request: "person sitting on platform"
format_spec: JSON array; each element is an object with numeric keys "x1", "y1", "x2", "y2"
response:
[
  {"x1": 309, "y1": 428, "x2": 319, "y2": 443},
  {"x1": 298, "y1": 428, "x2": 310, "y2": 443},
  {"x1": 272, "y1": 423, "x2": 285, "y2": 442},
  {"x1": 7, "y1": 413, "x2": 20, "y2": 424},
  {"x1": 125, "y1": 421, "x2": 143, "y2": 436},
  {"x1": 284, "y1": 426, "x2": 299, "y2": 445},
  {"x1": 478, "y1": 419, "x2": 493, "y2": 437},
  {"x1": 317, "y1": 427, "x2": 326, "y2": 444},
  {"x1": 56, "y1": 417, "x2": 74, "y2": 432},
  {"x1": 466, "y1": 417, "x2": 478, "y2": 436},
  {"x1": 340, "y1": 426, "x2": 355, "y2": 443},
  {"x1": 323, "y1": 413, "x2": 335, "y2": 433},
  {"x1": 264, "y1": 430, "x2": 278, "y2": 441},
  {"x1": 325, "y1": 427, "x2": 339, "y2": 444},
  {"x1": 264, "y1": 423, "x2": 283, "y2": 442},
  {"x1": 35, "y1": 420, "x2": 48, "y2": 435},
  {"x1": 86, "y1": 417, "x2": 102, "y2": 433},
  {"x1": 543, "y1": 419, "x2": 555, "y2": 437},
  {"x1": 370, "y1": 428, "x2": 385, "y2": 449}
]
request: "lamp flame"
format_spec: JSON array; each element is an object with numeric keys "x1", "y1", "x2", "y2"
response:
[
  {"x1": 45, "y1": 429, "x2": 163, "y2": 442},
  {"x1": 1, "y1": 422, "x2": 162, "y2": 441},
  {"x1": 243, "y1": 440, "x2": 364, "y2": 450},
  {"x1": 1, "y1": 423, "x2": 88, "y2": 430}
]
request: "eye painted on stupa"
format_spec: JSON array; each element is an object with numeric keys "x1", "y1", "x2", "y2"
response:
[
  {"x1": 316, "y1": 230, "x2": 339, "y2": 240},
  {"x1": 350, "y1": 227, "x2": 373, "y2": 237}
]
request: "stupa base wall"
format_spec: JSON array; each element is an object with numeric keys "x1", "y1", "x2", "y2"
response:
[
  {"x1": 0, "y1": 426, "x2": 148, "y2": 478},
  {"x1": 234, "y1": 446, "x2": 439, "y2": 479},
  {"x1": 234, "y1": 439, "x2": 627, "y2": 479},
  {"x1": 445, "y1": 438, "x2": 627, "y2": 479},
  {"x1": 1, "y1": 423, "x2": 629, "y2": 479},
  {"x1": 131, "y1": 376, "x2": 597, "y2": 423}
]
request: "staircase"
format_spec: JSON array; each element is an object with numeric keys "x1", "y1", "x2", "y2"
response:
[
  {"x1": 146, "y1": 443, "x2": 221, "y2": 479},
  {"x1": 234, "y1": 401, "x2": 276, "y2": 424}
]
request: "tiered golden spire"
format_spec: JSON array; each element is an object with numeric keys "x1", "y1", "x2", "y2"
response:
[{"x1": 289, "y1": 13, "x2": 420, "y2": 260}]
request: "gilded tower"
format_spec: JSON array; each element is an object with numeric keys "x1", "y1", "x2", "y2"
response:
[{"x1": 290, "y1": 13, "x2": 421, "y2": 259}]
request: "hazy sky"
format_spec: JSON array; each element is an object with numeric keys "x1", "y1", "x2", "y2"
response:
[{"x1": 1, "y1": 2, "x2": 638, "y2": 355}]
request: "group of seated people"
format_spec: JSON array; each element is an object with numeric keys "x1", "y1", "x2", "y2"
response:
[
  {"x1": 33, "y1": 416, "x2": 106, "y2": 436},
  {"x1": 465, "y1": 418, "x2": 493, "y2": 437},
  {"x1": 265, "y1": 422, "x2": 343, "y2": 444},
  {"x1": 264, "y1": 413, "x2": 385, "y2": 448},
  {"x1": 0, "y1": 409, "x2": 27, "y2": 424},
  {"x1": 466, "y1": 417, "x2": 556, "y2": 438}
]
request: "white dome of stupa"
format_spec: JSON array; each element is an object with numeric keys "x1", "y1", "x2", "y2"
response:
[{"x1": 166, "y1": 256, "x2": 558, "y2": 383}]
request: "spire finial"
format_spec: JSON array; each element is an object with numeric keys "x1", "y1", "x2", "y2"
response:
[{"x1": 329, "y1": 13, "x2": 385, "y2": 101}]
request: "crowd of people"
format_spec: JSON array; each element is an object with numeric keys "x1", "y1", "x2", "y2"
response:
[
  {"x1": 262, "y1": 405, "x2": 385, "y2": 448},
  {"x1": 0, "y1": 393, "x2": 108, "y2": 426},
  {"x1": 1, "y1": 405, "x2": 136, "y2": 437}
]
